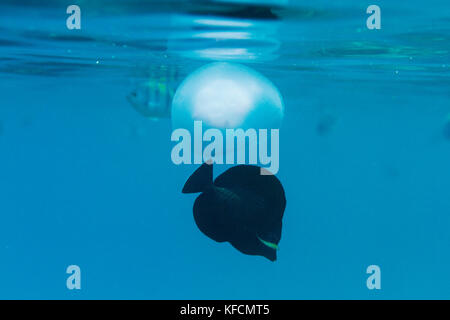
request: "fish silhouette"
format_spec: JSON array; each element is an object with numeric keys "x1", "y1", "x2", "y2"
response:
[
  {"x1": 444, "y1": 114, "x2": 450, "y2": 141},
  {"x1": 127, "y1": 65, "x2": 180, "y2": 119},
  {"x1": 182, "y1": 162, "x2": 286, "y2": 261},
  {"x1": 316, "y1": 114, "x2": 337, "y2": 137}
]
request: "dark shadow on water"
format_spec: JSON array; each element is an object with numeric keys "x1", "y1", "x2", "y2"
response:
[{"x1": 187, "y1": 3, "x2": 279, "y2": 20}]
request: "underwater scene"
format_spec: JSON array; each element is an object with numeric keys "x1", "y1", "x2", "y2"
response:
[{"x1": 0, "y1": 0, "x2": 449, "y2": 299}]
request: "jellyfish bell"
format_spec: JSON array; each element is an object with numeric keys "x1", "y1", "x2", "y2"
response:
[
  {"x1": 171, "y1": 62, "x2": 283, "y2": 172},
  {"x1": 171, "y1": 62, "x2": 284, "y2": 132}
]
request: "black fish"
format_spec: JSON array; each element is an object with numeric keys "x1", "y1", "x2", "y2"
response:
[{"x1": 182, "y1": 162, "x2": 286, "y2": 261}]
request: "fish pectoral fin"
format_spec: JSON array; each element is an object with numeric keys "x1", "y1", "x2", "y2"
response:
[{"x1": 257, "y1": 236, "x2": 279, "y2": 250}]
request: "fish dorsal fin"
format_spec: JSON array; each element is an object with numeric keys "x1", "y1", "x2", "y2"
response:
[{"x1": 182, "y1": 162, "x2": 213, "y2": 194}]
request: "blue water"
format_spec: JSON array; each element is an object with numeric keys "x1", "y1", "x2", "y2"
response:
[{"x1": 0, "y1": 0, "x2": 449, "y2": 299}]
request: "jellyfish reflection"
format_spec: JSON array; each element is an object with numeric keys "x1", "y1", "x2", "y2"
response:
[{"x1": 167, "y1": 1, "x2": 283, "y2": 62}]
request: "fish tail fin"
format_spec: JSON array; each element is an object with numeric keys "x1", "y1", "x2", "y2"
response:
[{"x1": 182, "y1": 161, "x2": 213, "y2": 194}]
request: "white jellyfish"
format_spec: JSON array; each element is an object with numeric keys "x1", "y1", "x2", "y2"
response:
[{"x1": 171, "y1": 62, "x2": 284, "y2": 132}]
